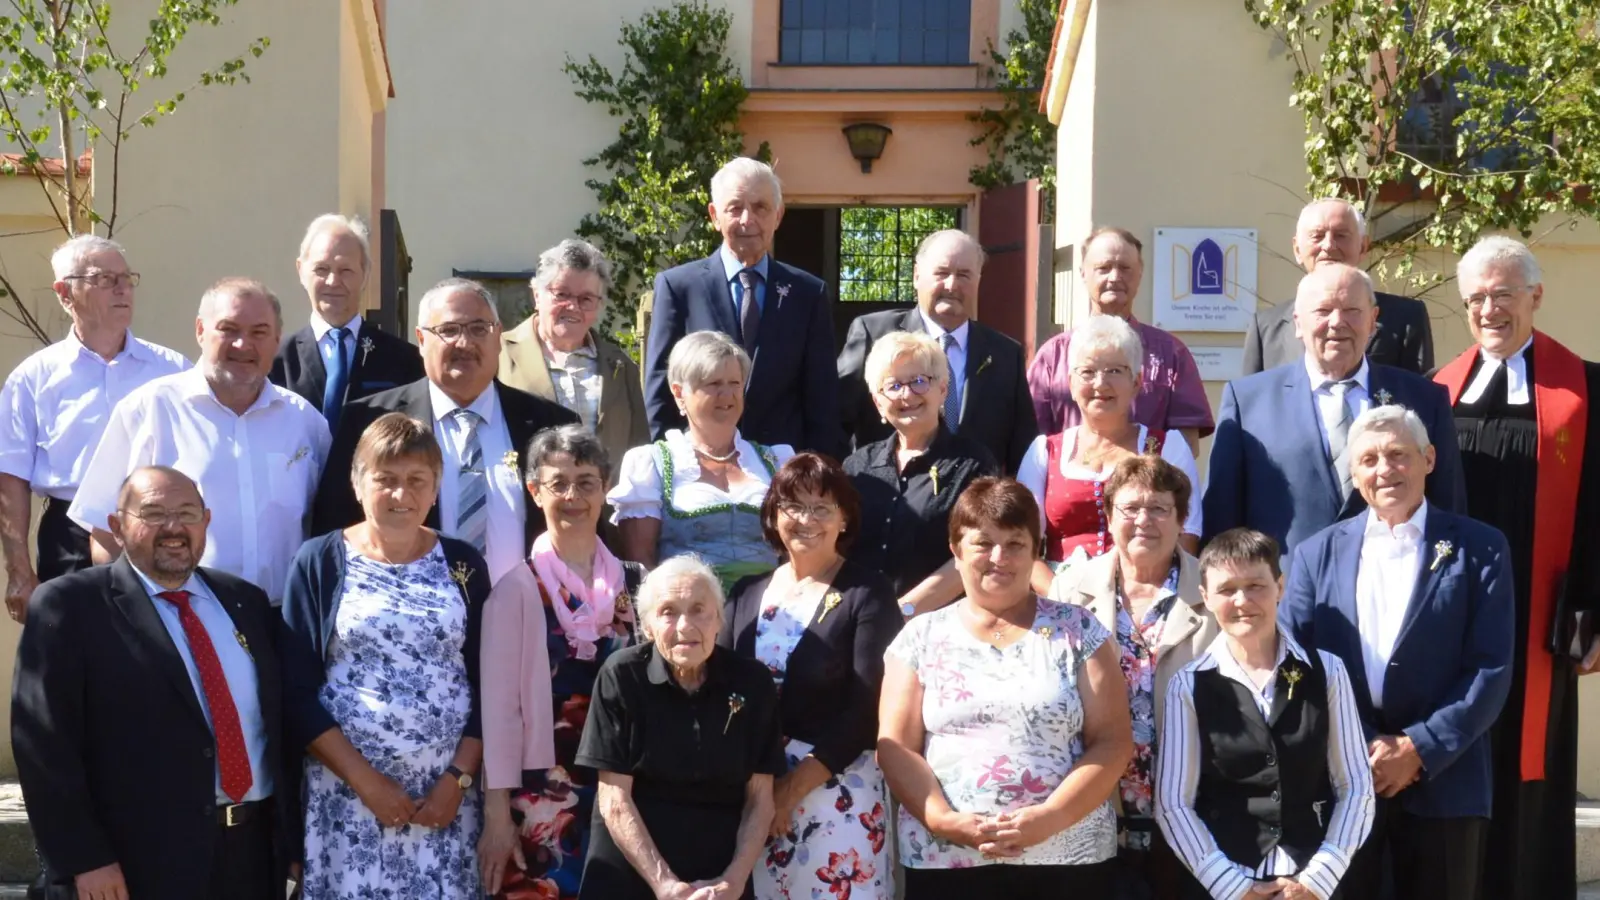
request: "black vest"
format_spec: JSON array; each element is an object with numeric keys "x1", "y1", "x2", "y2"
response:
[{"x1": 1191, "y1": 651, "x2": 1335, "y2": 870}]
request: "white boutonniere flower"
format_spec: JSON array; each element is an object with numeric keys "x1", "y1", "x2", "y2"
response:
[
  {"x1": 1430, "y1": 540, "x2": 1455, "y2": 572},
  {"x1": 775, "y1": 283, "x2": 791, "y2": 303},
  {"x1": 360, "y1": 336, "x2": 375, "y2": 365}
]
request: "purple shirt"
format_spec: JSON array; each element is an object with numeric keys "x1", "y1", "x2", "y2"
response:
[{"x1": 1028, "y1": 318, "x2": 1215, "y2": 437}]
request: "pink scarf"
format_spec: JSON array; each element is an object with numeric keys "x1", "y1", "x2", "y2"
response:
[{"x1": 530, "y1": 532, "x2": 624, "y2": 661}]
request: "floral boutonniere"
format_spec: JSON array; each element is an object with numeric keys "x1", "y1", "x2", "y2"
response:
[
  {"x1": 724, "y1": 692, "x2": 746, "y2": 734},
  {"x1": 929, "y1": 464, "x2": 941, "y2": 495},
  {"x1": 287, "y1": 446, "x2": 309, "y2": 468},
  {"x1": 975, "y1": 355, "x2": 994, "y2": 376},
  {"x1": 1283, "y1": 663, "x2": 1304, "y2": 701},
  {"x1": 502, "y1": 449, "x2": 520, "y2": 475},
  {"x1": 1430, "y1": 539, "x2": 1455, "y2": 572},
  {"x1": 1037, "y1": 625, "x2": 1054, "y2": 639},
  {"x1": 450, "y1": 562, "x2": 475, "y2": 590},
  {"x1": 775, "y1": 283, "x2": 791, "y2": 303},
  {"x1": 818, "y1": 591, "x2": 844, "y2": 623},
  {"x1": 613, "y1": 590, "x2": 634, "y2": 624},
  {"x1": 1375, "y1": 388, "x2": 1394, "y2": 406},
  {"x1": 360, "y1": 335, "x2": 375, "y2": 366}
]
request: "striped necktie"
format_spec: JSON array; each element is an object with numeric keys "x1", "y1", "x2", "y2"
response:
[
  {"x1": 453, "y1": 409, "x2": 488, "y2": 556},
  {"x1": 1324, "y1": 380, "x2": 1356, "y2": 497},
  {"x1": 941, "y1": 333, "x2": 962, "y2": 430}
]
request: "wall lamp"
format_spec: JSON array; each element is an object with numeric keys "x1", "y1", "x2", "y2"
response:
[{"x1": 841, "y1": 122, "x2": 893, "y2": 173}]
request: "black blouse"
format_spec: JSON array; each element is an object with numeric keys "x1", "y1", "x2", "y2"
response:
[
  {"x1": 844, "y1": 425, "x2": 1001, "y2": 597},
  {"x1": 718, "y1": 558, "x2": 902, "y2": 774}
]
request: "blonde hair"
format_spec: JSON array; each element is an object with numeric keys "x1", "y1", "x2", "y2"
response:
[{"x1": 863, "y1": 330, "x2": 949, "y2": 393}]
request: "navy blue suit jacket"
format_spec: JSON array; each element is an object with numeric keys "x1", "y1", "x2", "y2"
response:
[
  {"x1": 1279, "y1": 508, "x2": 1513, "y2": 818},
  {"x1": 644, "y1": 253, "x2": 843, "y2": 456},
  {"x1": 1201, "y1": 360, "x2": 1466, "y2": 556}
]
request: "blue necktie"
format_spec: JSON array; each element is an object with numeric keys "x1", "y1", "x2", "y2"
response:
[
  {"x1": 453, "y1": 409, "x2": 488, "y2": 557},
  {"x1": 322, "y1": 327, "x2": 351, "y2": 432}
]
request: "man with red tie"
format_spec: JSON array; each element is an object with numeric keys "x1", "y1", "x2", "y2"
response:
[{"x1": 11, "y1": 466, "x2": 286, "y2": 900}]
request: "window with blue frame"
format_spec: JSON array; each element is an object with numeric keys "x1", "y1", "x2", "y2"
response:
[
  {"x1": 1396, "y1": 64, "x2": 1534, "y2": 172},
  {"x1": 779, "y1": 0, "x2": 972, "y2": 65}
]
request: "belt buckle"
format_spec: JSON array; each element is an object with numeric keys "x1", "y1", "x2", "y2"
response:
[{"x1": 224, "y1": 803, "x2": 243, "y2": 828}]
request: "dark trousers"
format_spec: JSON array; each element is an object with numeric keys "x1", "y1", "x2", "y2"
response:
[
  {"x1": 904, "y1": 859, "x2": 1117, "y2": 899},
  {"x1": 1116, "y1": 830, "x2": 1191, "y2": 900},
  {"x1": 1342, "y1": 799, "x2": 1486, "y2": 900},
  {"x1": 35, "y1": 497, "x2": 90, "y2": 582}
]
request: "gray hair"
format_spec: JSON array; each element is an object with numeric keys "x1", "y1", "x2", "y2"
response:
[
  {"x1": 298, "y1": 213, "x2": 371, "y2": 270},
  {"x1": 711, "y1": 157, "x2": 784, "y2": 209},
  {"x1": 636, "y1": 554, "x2": 725, "y2": 638},
  {"x1": 419, "y1": 277, "x2": 500, "y2": 324},
  {"x1": 1458, "y1": 235, "x2": 1543, "y2": 288},
  {"x1": 1295, "y1": 263, "x2": 1376, "y2": 311},
  {"x1": 863, "y1": 329, "x2": 949, "y2": 393},
  {"x1": 532, "y1": 238, "x2": 614, "y2": 296},
  {"x1": 1349, "y1": 404, "x2": 1431, "y2": 453},
  {"x1": 667, "y1": 330, "x2": 750, "y2": 391},
  {"x1": 1299, "y1": 197, "x2": 1368, "y2": 241},
  {"x1": 199, "y1": 277, "x2": 282, "y2": 329},
  {"x1": 51, "y1": 235, "x2": 127, "y2": 280},
  {"x1": 914, "y1": 229, "x2": 987, "y2": 269},
  {"x1": 1066, "y1": 314, "x2": 1145, "y2": 372},
  {"x1": 522, "y1": 424, "x2": 612, "y2": 484}
]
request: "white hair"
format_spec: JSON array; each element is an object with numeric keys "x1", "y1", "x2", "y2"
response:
[
  {"x1": 863, "y1": 330, "x2": 949, "y2": 393},
  {"x1": 532, "y1": 238, "x2": 613, "y2": 295},
  {"x1": 710, "y1": 157, "x2": 784, "y2": 208},
  {"x1": 914, "y1": 229, "x2": 987, "y2": 269},
  {"x1": 198, "y1": 276, "x2": 282, "y2": 329},
  {"x1": 1295, "y1": 263, "x2": 1376, "y2": 311},
  {"x1": 1299, "y1": 197, "x2": 1368, "y2": 241},
  {"x1": 418, "y1": 277, "x2": 500, "y2": 324},
  {"x1": 51, "y1": 235, "x2": 127, "y2": 280},
  {"x1": 298, "y1": 213, "x2": 371, "y2": 270},
  {"x1": 1067, "y1": 314, "x2": 1145, "y2": 372},
  {"x1": 1457, "y1": 235, "x2": 1542, "y2": 288},
  {"x1": 636, "y1": 554, "x2": 725, "y2": 637},
  {"x1": 667, "y1": 330, "x2": 750, "y2": 391},
  {"x1": 1349, "y1": 404, "x2": 1431, "y2": 453}
]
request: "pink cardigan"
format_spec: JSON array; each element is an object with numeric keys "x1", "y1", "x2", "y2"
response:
[{"x1": 480, "y1": 563, "x2": 557, "y2": 790}]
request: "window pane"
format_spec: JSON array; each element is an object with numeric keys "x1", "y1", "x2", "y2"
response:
[
  {"x1": 925, "y1": 31, "x2": 948, "y2": 64},
  {"x1": 900, "y1": 29, "x2": 923, "y2": 63},
  {"x1": 901, "y1": 0, "x2": 923, "y2": 31},
  {"x1": 783, "y1": 0, "x2": 976, "y2": 66},
  {"x1": 781, "y1": 30, "x2": 801, "y2": 62},
  {"x1": 876, "y1": 29, "x2": 900, "y2": 64},
  {"x1": 840, "y1": 207, "x2": 962, "y2": 304},
  {"x1": 849, "y1": 28, "x2": 874, "y2": 63},
  {"x1": 825, "y1": 0, "x2": 849, "y2": 28},
  {"x1": 781, "y1": 0, "x2": 802, "y2": 28},
  {"x1": 801, "y1": 0, "x2": 824, "y2": 27},
  {"x1": 801, "y1": 29, "x2": 826, "y2": 62},
  {"x1": 875, "y1": 0, "x2": 899, "y2": 31},
  {"x1": 926, "y1": 0, "x2": 947, "y2": 30},
  {"x1": 825, "y1": 27, "x2": 850, "y2": 63},
  {"x1": 949, "y1": 30, "x2": 970, "y2": 64}
]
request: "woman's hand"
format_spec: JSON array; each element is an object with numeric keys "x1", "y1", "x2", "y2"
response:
[
  {"x1": 654, "y1": 880, "x2": 702, "y2": 900},
  {"x1": 768, "y1": 772, "x2": 802, "y2": 840},
  {"x1": 980, "y1": 804, "x2": 1065, "y2": 855},
  {"x1": 351, "y1": 769, "x2": 420, "y2": 828},
  {"x1": 927, "y1": 808, "x2": 1009, "y2": 853},
  {"x1": 411, "y1": 775, "x2": 466, "y2": 829},
  {"x1": 478, "y1": 802, "x2": 526, "y2": 894},
  {"x1": 1258, "y1": 878, "x2": 1317, "y2": 899}
]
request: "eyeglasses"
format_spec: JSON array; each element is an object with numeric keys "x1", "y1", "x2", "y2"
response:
[
  {"x1": 65, "y1": 271, "x2": 140, "y2": 290},
  {"x1": 878, "y1": 375, "x2": 937, "y2": 398},
  {"x1": 120, "y1": 507, "x2": 204, "y2": 526},
  {"x1": 420, "y1": 320, "x2": 497, "y2": 342},
  {"x1": 1113, "y1": 503, "x2": 1175, "y2": 521},
  {"x1": 538, "y1": 477, "x2": 604, "y2": 498},
  {"x1": 1073, "y1": 365, "x2": 1132, "y2": 382},
  {"x1": 1462, "y1": 286, "x2": 1533, "y2": 312},
  {"x1": 777, "y1": 502, "x2": 840, "y2": 521},
  {"x1": 547, "y1": 290, "x2": 603, "y2": 312}
]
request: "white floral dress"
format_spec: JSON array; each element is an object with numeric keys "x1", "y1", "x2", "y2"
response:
[
  {"x1": 301, "y1": 545, "x2": 482, "y2": 899},
  {"x1": 753, "y1": 584, "x2": 894, "y2": 900},
  {"x1": 885, "y1": 597, "x2": 1118, "y2": 869}
]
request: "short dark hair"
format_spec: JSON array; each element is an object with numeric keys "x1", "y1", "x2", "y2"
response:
[
  {"x1": 947, "y1": 477, "x2": 1042, "y2": 551},
  {"x1": 523, "y1": 424, "x2": 612, "y2": 484},
  {"x1": 1103, "y1": 454, "x2": 1193, "y2": 530},
  {"x1": 760, "y1": 452, "x2": 860, "y2": 555},
  {"x1": 1197, "y1": 528, "x2": 1283, "y2": 584}
]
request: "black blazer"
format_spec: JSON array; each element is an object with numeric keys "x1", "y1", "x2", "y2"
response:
[
  {"x1": 12, "y1": 557, "x2": 287, "y2": 898},
  {"x1": 269, "y1": 322, "x2": 424, "y2": 410},
  {"x1": 644, "y1": 253, "x2": 844, "y2": 456},
  {"x1": 716, "y1": 558, "x2": 901, "y2": 774},
  {"x1": 309, "y1": 378, "x2": 579, "y2": 540},
  {"x1": 836, "y1": 307, "x2": 1038, "y2": 474},
  {"x1": 1242, "y1": 291, "x2": 1435, "y2": 376}
]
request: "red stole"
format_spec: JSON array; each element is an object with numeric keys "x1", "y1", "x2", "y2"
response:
[{"x1": 1435, "y1": 330, "x2": 1588, "y2": 781}]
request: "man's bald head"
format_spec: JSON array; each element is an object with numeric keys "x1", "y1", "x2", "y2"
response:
[
  {"x1": 110, "y1": 467, "x2": 210, "y2": 588},
  {"x1": 116, "y1": 466, "x2": 203, "y2": 511},
  {"x1": 1293, "y1": 263, "x2": 1377, "y2": 380}
]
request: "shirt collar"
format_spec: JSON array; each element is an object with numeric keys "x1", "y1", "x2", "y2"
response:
[
  {"x1": 864, "y1": 421, "x2": 955, "y2": 468},
  {"x1": 1482, "y1": 334, "x2": 1534, "y2": 365},
  {"x1": 310, "y1": 312, "x2": 362, "y2": 343},
  {"x1": 1364, "y1": 499, "x2": 1428, "y2": 542},
  {"x1": 1304, "y1": 354, "x2": 1371, "y2": 393},
  {"x1": 919, "y1": 308, "x2": 970, "y2": 350},
  {"x1": 719, "y1": 245, "x2": 770, "y2": 284},
  {"x1": 178, "y1": 367, "x2": 283, "y2": 414},
  {"x1": 127, "y1": 562, "x2": 212, "y2": 603},
  {"x1": 63, "y1": 328, "x2": 149, "y2": 364},
  {"x1": 542, "y1": 328, "x2": 597, "y2": 359},
  {"x1": 428, "y1": 379, "x2": 499, "y2": 427},
  {"x1": 645, "y1": 642, "x2": 730, "y2": 690},
  {"x1": 1200, "y1": 625, "x2": 1311, "y2": 673}
]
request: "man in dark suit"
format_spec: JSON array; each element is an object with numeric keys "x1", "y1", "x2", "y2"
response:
[
  {"x1": 1280, "y1": 405, "x2": 1513, "y2": 899},
  {"x1": 836, "y1": 229, "x2": 1037, "y2": 473},
  {"x1": 1242, "y1": 198, "x2": 1434, "y2": 375},
  {"x1": 312, "y1": 277, "x2": 577, "y2": 583},
  {"x1": 644, "y1": 157, "x2": 842, "y2": 455},
  {"x1": 269, "y1": 214, "x2": 424, "y2": 435},
  {"x1": 13, "y1": 466, "x2": 287, "y2": 900},
  {"x1": 1203, "y1": 263, "x2": 1464, "y2": 558}
]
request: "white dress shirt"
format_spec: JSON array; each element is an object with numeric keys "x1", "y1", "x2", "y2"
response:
[
  {"x1": 310, "y1": 312, "x2": 362, "y2": 372},
  {"x1": 67, "y1": 369, "x2": 331, "y2": 604},
  {"x1": 541, "y1": 335, "x2": 602, "y2": 429},
  {"x1": 0, "y1": 330, "x2": 189, "y2": 499},
  {"x1": 919, "y1": 309, "x2": 970, "y2": 408},
  {"x1": 1355, "y1": 501, "x2": 1427, "y2": 704},
  {"x1": 1459, "y1": 335, "x2": 1533, "y2": 405},
  {"x1": 128, "y1": 563, "x2": 271, "y2": 803},
  {"x1": 428, "y1": 382, "x2": 525, "y2": 583},
  {"x1": 1157, "y1": 629, "x2": 1375, "y2": 900},
  {"x1": 1305, "y1": 355, "x2": 1372, "y2": 458}
]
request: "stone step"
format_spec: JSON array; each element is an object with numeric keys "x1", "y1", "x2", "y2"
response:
[
  {"x1": 1581, "y1": 802, "x2": 1600, "y2": 884},
  {"x1": 0, "y1": 784, "x2": 32, "y2": 885}
]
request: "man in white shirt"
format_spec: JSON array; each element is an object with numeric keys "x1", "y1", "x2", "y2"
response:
[
  {"x1": 0, "y1": 235, "x2": 188, "y2": 620},
  {"x1": 1280, "y1": 405, "x2": 1514, "y2": 899},
  {"x1": 69, "y1": 278, "x2": 331, "y2": 605},
  {"x1": 311, "y1": 278, "x2": 578, "y2": 583}
]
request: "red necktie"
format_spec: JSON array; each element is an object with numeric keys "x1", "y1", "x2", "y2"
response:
[{"x1": 158, "y1": 590, "x2": 253, "y2": 803}]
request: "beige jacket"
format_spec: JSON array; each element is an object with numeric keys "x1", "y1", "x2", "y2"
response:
[{"x1": 498, "y1": 318, "x2": 649, "y2": 474}]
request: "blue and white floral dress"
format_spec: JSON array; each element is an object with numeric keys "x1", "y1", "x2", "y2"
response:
[{"x1": 302, "y1": 544, "x2": 481, "y2": 899}]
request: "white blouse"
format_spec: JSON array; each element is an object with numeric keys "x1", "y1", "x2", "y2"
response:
[
  {"x1": 1016, "y1": 424, "x2": 1203, "y2": 538},
  {"x1": 607, "y1": 429, "x2": 796, "y2": 521}
]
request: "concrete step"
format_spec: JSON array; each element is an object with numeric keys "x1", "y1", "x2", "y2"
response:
[
  {"x1": 1581, "y1": 801, "x2": 1600, "y2": 883},
  {"x1": 0, "y1": 784, "x2": 32, "y2": 885},
  {"x1": 1581, "y1": 881, "x2": 1600, "y2": 900}
]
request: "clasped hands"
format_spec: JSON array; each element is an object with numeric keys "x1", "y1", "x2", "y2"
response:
[
  {"x1": 354, "y1": 768, "x2": 464, "y2": 829},
  {"x1": 1241, "y1": 877, "x2": 1319, "y2": 899},
  {"x1": 932, "y1": 804, "x2": 1062, "y2": 859},
  {"x1": 656, "y1": 878, "x2": 737, "y2": 900},
  {"x1": 1369, "y1": 734, "x2": 1423, "y2": 798}
]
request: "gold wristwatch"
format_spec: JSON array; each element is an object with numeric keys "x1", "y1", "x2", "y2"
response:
[{"x1": 445, "y1": 765, "x2": 473, "y2": 790}]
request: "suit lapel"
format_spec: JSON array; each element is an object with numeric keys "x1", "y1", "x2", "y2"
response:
[
  {"x1": 1284, "y1": 363, "x2": 1342, "y2": 502},
  {"x1": 1329, "y1": 517, "x2": 1378, "y2": 706},
  {"x1": 961, "y1": 323, "x2": 991, "y2": 427},
  {"x1": 404, "y1": 382, "x2": 443, "y2": 531},
  {"x1": 704, "y1": 255, "x2": 739, "y2": 337},
  {"x1": 504, "y1": 321, "x2": 557, "y2": 401},
  {"x1": 107, "y1": 556, "x2": 209, "y2": 726},
  {"x1": 1392, "y1": 511, "x2": 1451, "y2": 652},
  {"x1": 295, "y1": 328, "x2": 326, "y2": 402},
  {"x1": 595, "y1": 337, "x2": 628, "y2": 431}
]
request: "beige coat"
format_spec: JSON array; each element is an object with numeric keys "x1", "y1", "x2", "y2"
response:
[{"x1": 498, "y1": 318, "x2": 650, "y2": 474}]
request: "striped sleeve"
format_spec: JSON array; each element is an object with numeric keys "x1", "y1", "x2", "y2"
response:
[
  {"x1": 1155, "y1": 665, "x2": 1257, "y2": 900},
  {"x1": 1295, "y1": 651, "x2": 1377, "y2": 900}
]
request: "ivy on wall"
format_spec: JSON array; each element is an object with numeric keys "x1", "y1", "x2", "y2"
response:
[{"x1": 969, "y1": 0, "x2": 1058, "y2": 222}]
